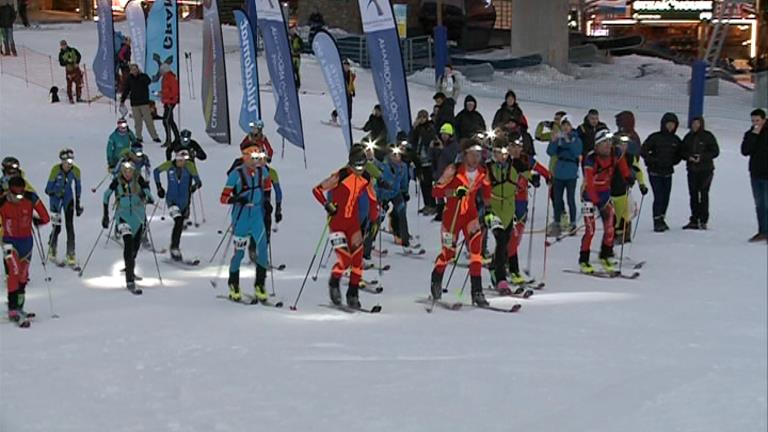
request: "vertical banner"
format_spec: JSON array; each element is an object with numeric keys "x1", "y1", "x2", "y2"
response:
[
  {"x1": 202, "y1": 0, "x2": 231, "y2": 144},
  {"x1": 312, "y1": 30, "x2": 353, "y2": 151},
  {"x1": 358, "y1": 0, "x2": 412, "y2": 143},
  {"x1": 146, "y1": 0, "x2": 178, "y2": 101},
  {"x1": 233, "y1": 9, "x2": 261, "y2": 134},
  {"x1": 124, "y1": 0, "x2": 146, "y2": 72},
  {"x1": 393, "y1": 4, "x2": 407, "y2": 39},
  {"x1": 93, "y1": 0, "x2": 116, "y2": 100},
  {"x1": 255, "y1": 0, "x2": 306, "y2": 152}
]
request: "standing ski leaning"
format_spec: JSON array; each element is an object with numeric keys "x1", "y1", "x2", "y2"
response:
[
  {"x1": 312, "y1": 146, "x2": 379, "y2": 308},
  {"x1": 1, "y1": 177, "x2": 50, "y2": 326},
  {"x1": 430, "y1": 139, "x2": 492, "y2": 306},
  {"x1": 154, "y1": 150, "x2": 202, "y2": 262},
  {"x1": 579, "y1": 130, "x2": 633, "y2": 274},
  {"x1": 681, "y1": 116, "x2": 719, "y2": 230},
  {"x1": 220, "y1": 142, "x2": 273, "y2": 304},
  {"x1": 102, "y1": 161, "x2": 155, "y2": 294},
  {"x1": 45, "y1": 148, "x2": 83, "y2": 266},
  {"x1": 640, "y1": 112, "x2": 683, "y2": 232}
]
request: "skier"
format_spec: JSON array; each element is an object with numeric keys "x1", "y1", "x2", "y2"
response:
[
  {"x1": 375, "y1": 145, "x2": 412, "y2": 248},
  {"x1": 579, "y1": 130, "x2": 632, "y2": 274},
  {"x1": 58, "y1": 40, "x2": 83, "y2": 103},
  {"x1": 1, "y1": 177, "x2": 50, "y2": 326},
  {"x1": 408, "y1": 109, "x2": 438, "y2": 215},
  {"x1": 680, "y1": 116, "x2": 719, "y2": 230},
  {"x1": 113, "y1": 141, "x2": 151, "y2": 181},
  {"x1": 430, "y1": 139, "x2": 492, "y2": 306},
  {"x1": 44, "y1": 148, "x2": 83, "y2": 266},
  {"x1": 612, "y1": 111, "x2": 648, "y2": 243},
  {"x1": 219, "y1": 143, "x2": 272, "y2": 303},
  {"x1": 102, "y1": 161, "x2": 155, "y2": 293},
  {"x1": 640, "y1": 113, "x2": 682, "y2": 232},
  {"x1": 454, "y1": 95, "x2": 486, "y2": 141},
  {"x1": 239, "y1": 120, "x2": 274, "y2": 162},
  {"x1": 154, "y1": 150, "x2": 202, "y2": 262},
  {"x1": 107, "y1": 118, "x2": 138, "y2": 172},
  {"x1": 492, "y1": 90, "x2": 527, "y2": 130},
  {"x1": 546, "y1": 116, "x2": 582, "y2": 236},
  {"x1": 165, "y1": 129, "x2": 208, "y2": 162},
  {"x1": 486, "y1": 136, "x2": 550, "y2": 292},
  {"x1": 312, "y1": 146, "x2": 378, "y2": 308},
  {"x1": 158, "y1": 63, "x2": 180, "y2": 146}
]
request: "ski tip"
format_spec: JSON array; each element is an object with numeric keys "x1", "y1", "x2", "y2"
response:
[
  {"x1": 511, "y1": 304, "x2": 522, "y2": 312},
  {"x1": 274, "y1": 302, "x2": 284, "y2": 308},
  {"x1": 370, "y1": 305, "x2": 382, "y2": 313}
]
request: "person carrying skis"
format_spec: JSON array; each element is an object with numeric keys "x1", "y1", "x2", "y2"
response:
[
  {"x1": 239, "y1": 120, "x2": 274, "y2": 162},
  {"x1": 44, "y1": 148, "x2": 83, "y2": 266},
  {"x1": 486, "y1": 136, "x2": 550, "y2": 292},
  {"x1": 1, "y1": 177, "x2": 50, "y2": 326},
  {"x1": 220, "y1": 143, "x2": 272, "y2": 303},
  {"x1": 312, "y1": 146, "x2": 378, "y2": 308},
  {"x1": 375, "y1": 144, "x2": 413, "y2": 248},
  {"x1": 579, "y1": 130, "x2": 632, "y2": 274},
  {"x1": 102, "y1": 161, "x2": 155, "y2": 293},
  {"x1": 641, "y1": 112, "x2": 682, "y2": 232},
  {"x1": 107, "y1": 118, "x2": 138, "y2": 172},
  {"x1": 58, "y1": 40, "x2": 83, "y2": 103},
  {"x1": 165, "y1": 129, "x2": 208, "y2": 162},
  {"x1": 430, "y1": 139, "x2": 492, "y2": 306},
  {"x1": 154, "y1": 150, "x2": 202, "y2": 262}
]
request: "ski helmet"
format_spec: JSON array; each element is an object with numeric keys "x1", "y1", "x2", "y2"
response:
[
  {"x1": 120, "y1": 160, "x2": 136, "y2": 173},
  {"x1": 461, "y1": 138, "x2": 483, "y2": 154},
  {"x1": 59, "y1": 148, "x2": 75, "y2": 162},
  {"x1": 2, "y1": 156, "x2": 20, "y2": 176},
  {"x1": 131, "y1": 142, "x2": 144, "y2": 157},
  {"x1": 117, "y1": 118, "x2": 129, "y2": 133},
  {"x1": 249, "y1": 119, "x2": 264, "y2": 130},
  {"x1": 594, "y1": 129, "x2": 613, "y2": 145},
  {"x1": 439, "y1": 123, "x2": 454, "y2": 136},
  {"x1": 348, "y1": 145, "x2": 367, "y2": 172},
  {"x1": 180, "y1": 129, "x2": 192, "y2": 143},
  {"x1": 175, "y1": 149, "x2": 190, "y2": 161},
  {"x1": 7, "y1": 176, "x2": 25, "y2": 199}
]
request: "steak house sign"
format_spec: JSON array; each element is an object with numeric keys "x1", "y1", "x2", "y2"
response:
[{"x1": 632, "y1": 0, "x2": 714, "y2": 21}]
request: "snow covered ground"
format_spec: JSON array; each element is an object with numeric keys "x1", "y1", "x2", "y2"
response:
[{"x1": 1, "y1": 22, "x2": 766, "y2": 432}]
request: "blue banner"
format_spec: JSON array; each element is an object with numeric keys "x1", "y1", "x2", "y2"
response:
[
  {"x1": 255, "y1": 0, "x2": 305, "y2": 150},
  {"x1": 312, "y1": 30, "x2": 353, "y2": 151},
  {"x1": 202, "y1": 0, "x2": 231, "y2": 143},
  {"x1": 93, "y1": 0, "x2": 115, "y2": 100},
  {"x1": 358, "y1": 0, "x2": 412, "y2": 143},
  {"x1": 146, "y1": 0, "x2": 178, "y2": 101},
  {"x1": 233, "y1": 9, "x2": 261, "y2": 134},
  {"x1": 124, "y1": 0, "x2": 146, "y2": 72}
]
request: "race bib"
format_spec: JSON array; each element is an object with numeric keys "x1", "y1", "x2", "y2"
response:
[
  {"x1": 168, "y1": 206, "x2": 181, "y2": 219},
  {"x1": 441, "y1": 232, "x2": 454, "y2": 248},
  {"x1": 117, "y1": 223, "x2": 133, "y2": 237},
  {"x1": 233, "y1": 236, "x2": 248, "y2": 250},
  {"x1": 329, "y1": 232, "x2": 348, "y2": 250},
  {"x1": 2, "y1": 244, "x2": 13, "y2": 259},
  {"x1": 582, "y1": 201, "x2": 595, "y2": 216},
  {"x1": 51, "y1": 213, "x2": 62, "y2": 226}
]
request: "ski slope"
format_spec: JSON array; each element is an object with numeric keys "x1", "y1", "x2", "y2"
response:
[{"x1": 0, "y1": 22, "x2": 766, "y2": 432}]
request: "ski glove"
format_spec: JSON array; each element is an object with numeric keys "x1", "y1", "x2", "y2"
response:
[
  {"x1": 275, "y1": 203, "x2": 283, "y2": 223},
  {"x1": 381, "y1": 201, "x2": 391, "y2": 212},
  {"x1": 324, "y1": 202, "x2": 338, "y2": 216},
  {"x1": 639, "y1": 184, "x2": 649, "y2": 196},
  {"x1": 530, "y1": 174, "x2": 541, "y2": 188},
  {"x1": 156, "y1": 185, "x2": 166, "y2": 199},
  {"x1": 453, "y1": 186, "x2": 469, "y2": 198},
  {"x1": 190, "y1": 184, "x2": 199, "y2": 194},
  {"x1": 404, "y1": 192, "x2": 410, "y2": 202},
  {"x1": 32, "y1": 217, "x2": 43, "y2": 227},
  {"x1": 101, "y1": 205, "x2": 110, "y2": 229},
  {"x1": 228, "y1": 195, "x2": 249, "y2": 206},
  {"x1": 76, "y1": 199, "x2": 84, "y2": 217}
]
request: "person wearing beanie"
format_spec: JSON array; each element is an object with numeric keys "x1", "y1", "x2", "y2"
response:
[
  {"x1": 546, "y1": 115, "x2": 582, "y2": 236},
  {"x1": 362, "y1": 104, "x2": 388, "y2": 154},
  {"x1": 432, "y1": 91, "x2": 455, "y2": 134},
  {"x1": 492, "y1": 90, "x2": 527, "y2": 130},
  {"x1": 432, "y1": 122, "x2": 460, "y2": 222}
]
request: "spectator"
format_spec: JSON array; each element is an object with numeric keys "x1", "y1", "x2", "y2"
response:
[
  {"x1": 546, "y1": 116, "x2": 582, "y2": 236},
  {"x1": 289, "y1": 24, "x2": 303, "y2": 88},
  {"x1": 431, "y1": 123, "x2": 459, "y2": 222},
  {"x1": 641, "y1": 113, "x2": 683, "y2": 232},
  {"x1": 577, "y1": 108, "x2": 608, "y2": 157},
  {"x1": 17, "y1": 0, "x2": 29, "y2": 27},
  {"x1": 681, "y1": 117, "x2": 719, "y2": 230},
  {"x1": 432, "y1": 92, "x2": 455, "y2": 134},
  {"x1": 437, "y1": 64, "x2": 460, "y2": 100},
  {"x1": 408, "y1": 109, "x2": 438, "y2": 215},
  {"x1": 741, "y1": 108, "x2": 768, "y2": 242},
  {"x1": 454, "y1": 95, "x2": 486, "y2": 141},
  {"x1": 0, "y1": 0, "x2": 16, "y2": 56},
  {"x1": 492, "y1": 90, "x2": 527, "y2": 130},
  {"x1": 158, "y1": 63, "x2": 180, "y2": 146},
  {"x1": 343, "y1": 58, "x2": 356, "y2": 120},
  {"x1": 120, "y1": 63, "x2": 161, "y2": 144},
  {"x1": 503, "y1": 116, "x2": 535, "y2": 157},
  {"x1": 58, "y1": 40, "x2": 82, "y2": 103},
  {"x1": 117, "y1": 36, "x2": 132, "y2": 92},
  {"x1": 362, "y1": 104, "x2": 388, "y2": 156}
]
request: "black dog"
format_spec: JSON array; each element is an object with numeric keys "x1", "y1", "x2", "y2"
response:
[{"x1": 50, "y1": 86, "x2": 60, "y2": 103}]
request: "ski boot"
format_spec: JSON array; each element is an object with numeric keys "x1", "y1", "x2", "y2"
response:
[
  {"x1": 48, "y1": 246, "x2": 57, "y2": 263},
  {"x1": 653, "y1": 217, "x2": 665, "y2": 233},
  {"x1": 470, "y1": 276, "x2": 489, "y2": 307},
  {"x1": 430, "y1": 270, "x2": 443, "y2": 300},
  {"x1": 600, "y1": 258, "x2": 616, "y2": 274},
  {"x1": 509, "y1": 273, "x2": 527, "y2": 285},
  {"x1": 228, "y1": 272, "x2": 241, "y2": 302},
  {"x1": 495, "y1": 279, "x2": 513, "y2": 296},
  {"x1": 682, "y1": 219, "x2": 700, "y2": 230},
  {"x1": 546, "y1": 222, "x2": 561, "y2": 237},
  {"x1": 346, "y1": 285, "x2": 361, "y2": 309},
  {"x1": 579, "y1": 250, "x2": 594, "y2": 274},
  {"x1": 329, "y1": 277, "x2": 342, "y2": 305},
  {"x1": 126, "y1": 281, "x2": 142, "y2": 294},
  {"x1": 170, "y1": 248, "x2": 183, "y2": 262},
  {"x1": 65, "y1": 254, "x2": 77, "y2": 267}
]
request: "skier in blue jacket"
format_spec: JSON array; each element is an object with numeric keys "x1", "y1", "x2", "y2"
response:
[
  {"x1": 45, "y1": 148, "x2": 83, "y2": 265},
  {"x1": 375, "y1": 145, "x2": 413, "y2": 248},
  {"x1": 106, "y1": 118, "x2": 138, "y2": 171},
  {"x1": 546, "y1": 116, "x2": 583, "y2": 236},
  {"x1": 153, "y1": 149, "x2": 202, "y2": 262}
]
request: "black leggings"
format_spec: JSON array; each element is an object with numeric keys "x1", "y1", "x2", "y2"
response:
[
  {"x1": 170, "y1": 206, "x2": 190, "y2": 249},
  {"x1": 163, "y1": 104, "x2": 180, "y2": 145},
  {"x1": 122, "y1": 225, "x2": 144, "y2": 283},
  {"x1": 414, "y1": 165, "x2": 435, "y2": 208},
  {"x1": 49, "y1": 201, "x2": 75, "y2": 256}
]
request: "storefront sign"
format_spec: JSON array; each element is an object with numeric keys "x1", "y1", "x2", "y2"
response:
[{"x1": 632, "y1": 0, "x2": 713, "y2": 20}]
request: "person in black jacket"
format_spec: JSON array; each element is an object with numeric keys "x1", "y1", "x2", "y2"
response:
[
  {"x1": 0, "y1": 2, "x2": 16, "y2": 56},
  {"x1": 408, "y1": 109, "x2": 438, "y2": 214},
  {"x1": 741, "y1": 108, "x2": 768, "y2": 242},
  {"x1": 641, "y1": 112, "x2": 683, "y2": 232},
  {"x1": 492, "y1": 90, "x2": 527, "y2": 131},
  {"x1": 680, "y1": 116, "x2": 719, "y2": 229},
  {"x1": 120, "y1": 64, "x2": 161, "y2": 144},
  {"x1": 454, "y1": 95, "x2": 486, "y2": 141},
  {"x1": 165, "y1": 129, "x2": 208, "y2": 162},
  {"x1": 58, "y1": 40, "x2": 82, "y2": 103},
  {"x1": 362, "y1": 104, "x2": 387, "y2": 158},
  {"x1": 432, "y1": 92, "x2": 455, "y2": 134},
  {"x1": 577, "y1": 109, "x2": 608, "y2": 158}
]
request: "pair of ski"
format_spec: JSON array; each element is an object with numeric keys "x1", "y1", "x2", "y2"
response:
[
  {"x1": 364, "y1": 262, "x2": 391, "y2": 272},
  {"x1": 162, "y1": 257, "x2": 201, "y2": 267},
  {"x1": 420, "y1": 297, "x2": 522, "y2": 314},
  {"x1": 563, "y1": 269, "x2": 641, "y2": 280},
  {"x1": 321, "y1": 303, "x2": 382, "y2": 314},
  {"x1": 6, "y1": 312, "x2": 35, "y2": 328},
  {"x1": 217, "y1": 294, "x2": 285, "y2": 308},
  {"x1": 341, "y1": 275, "x2": 384, "y2": 294},
  {"x1": 55, "y1": 260, "x2": 82, "y2": 273}
]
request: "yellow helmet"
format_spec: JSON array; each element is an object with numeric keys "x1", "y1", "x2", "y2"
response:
[{"x1": 439, "y1": 123, "x2": 454, "y2": 136}]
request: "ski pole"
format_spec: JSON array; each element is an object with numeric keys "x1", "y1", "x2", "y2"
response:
[
  {"x1": 541, "y1": 182, "x2": 552, "y2": 283},
  {"x1": 143, "y1": 216, "x2": 164, "y2": 287},
  {"x1": 90, "y1": 171, "x2": 111, "y2": 193},
  {"x1": 618, "y1": 187, "x2": 631, "y2": 275},
  {"x1": 32, "y1": 225, "x2": 59, "y2": 318},
  {"x1": 268, "y1": 239, "x2": 276, "y2": 297},
  {"x1": 197, "y1": 188, "x2": 207, "y2": 223},
  {"x1": 104, "y1": 206, "x2": 118, "y2": 248},
  {"x1": 631, "y1": 193, "x2": 644, "y2": 241},
  {"x1": 209, "y1": 223, "x2": 233, "y2": 263},
  {"x1": 311, "y1": 237, "x2": 329, "y2": 281},
  {"x1": 290, "y1": 219, "x2": 330, "y2": 311},
  {"x1": 524, "y1": 185, "x2": 538, "y2": 276},
  {"x1": 190, "y1": 192, "x2": 199, "y2": 228},
  {"x1": 443, "y1": 238, "x2": 466, "y2": 294},
  {"x1": 80, "y1": 206, "x2": 117, "y2": 277},
  {"x1": 209, "y1": 229, "x2": 234, "y2": 288},
  {"x1": 440, "y1": 196, "x2": 465, "y2": 293},
  {"x1": 377, "y1": 215, "x2": 384, "y2": 278},
  {"x1": 458, "y1": 267, "x2": 470, "y2": 300}
]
